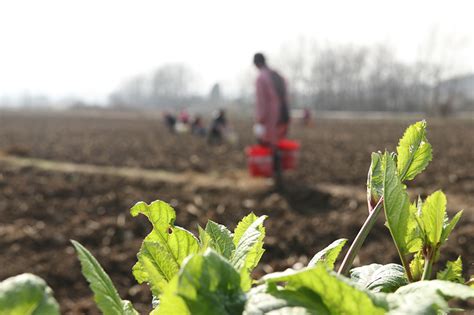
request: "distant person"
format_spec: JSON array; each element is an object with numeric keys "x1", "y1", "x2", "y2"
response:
[
  {"x1": 253, "y1": 52, "x2": 290, "y2": 187},
  {"x1": 179, "y1": 109, "x2": 190, "y2": 124},
  {"x1": 208, "y1": 109, "x2": 227, "y2": 145},
  {"x1": 302, "y1": 107, "x2": 312, "y2": 126},
  {"x1": 191, "y1": 115, "x2": 206, "y2": 136},
  {"x1": 163, "y1": 111, "x2": 176, "y2": 133}
]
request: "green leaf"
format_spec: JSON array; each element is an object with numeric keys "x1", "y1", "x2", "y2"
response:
[
  {"x1": 308, "y1": 238, "x2": 347, "y2": 269},
  {"x1": 367, "y1": 152, "x2": 384, "y2": 206},
  {"x1": 231, "y1": 213, "x2": 267, "y2": 291},
  {"x1": 133, "y1": 240, "x2": 180, "y2": 297},
  {"x1": 387, "y1": 290, "x2": 447, "y2": 315},
  {"x1": 233, "y1": 213, "x2": 262, "y2": 246},
  {"x1": 71, "y1": 240, "x2": 138, "y2": 315},
  {"x1": 440, "y1": 210, "x2": 463, "y2": 244},
  {"x1": 406, "y1": 204, "x2": 423, "y2": 253},
  {"x1": 387, "y1": 280, "x2": 474, "y2": 314},
  {"x1": 396, "y1": 120, "x2": 432, "y2": 182},
  {"x1": 420, "y1": 191, "x2": 446, "y2": 246},
  {"x1": 205, "y1": 220, "x2": 235, "y2": 259},
  {"x1": 350, "y1": 264, "x2": 408, "y2": 293},
  {"x1": 198, "y1": 225, "x2": 211, "y2": 253},
  {"x1": 131, "y1": 200, "x2": 176, "y2": 231},
  {"x1": 409, "y1": 251, "x2": 425, "y2": 281},
  {"x1": 437, "y1": 256, "x2": 464, "y2": 283},
  {"x1": 405, "y1": 202, "x2": 422, "y2": 253},
  {"x1": 153, "y1": 277, "x2": 190, "y2": 315},
  {"x1": 0, "y1": 273, "x2": 60, "y2": 315},
  {"x1": 157, "y1": 249, "x2": 246, "y2": 315},
  {"x1": 244, "y1": 284, "x2": 330, "y2": 315},
  {"x1": 382, "y1": 152, "x2": 414, "y2": 256},
  {"x1": 131, "y1": 200, "x2": 199, "y2": 296},
  {"x1": 262, "y1": 265, "x2": 386, "y2": 315}
]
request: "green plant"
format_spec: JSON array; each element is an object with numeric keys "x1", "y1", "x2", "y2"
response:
[
  {"x1": 338, "y1": 120, "x2": 461, "y2": 281},
  {"x1": 70, "y1": 120, "x2": 473, "y2": 314},
  {"x1": 0, "y1": 273, "x2": 60, "y2": 315}
]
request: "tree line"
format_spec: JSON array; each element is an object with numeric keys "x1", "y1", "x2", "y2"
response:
[
  {"x1": 275, "y1": 39, "x2": 473, "y2": 114},
  {"x1": 109, "y1": 38, "x2": 472, "y2": 114}
]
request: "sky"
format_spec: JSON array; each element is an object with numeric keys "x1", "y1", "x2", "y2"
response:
[{"x1": 0, "y1": 0, "x2": 473, "y2": 104}]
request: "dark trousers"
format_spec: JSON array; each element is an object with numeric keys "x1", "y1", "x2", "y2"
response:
[
  {"x1": 273, "y1": 147, "x2": 283, "y2": 189},
  {"x1": 259, "y1": 139, "x2": 283, "y2": 188}
]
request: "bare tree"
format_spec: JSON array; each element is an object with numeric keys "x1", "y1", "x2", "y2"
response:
[
  {"x1": 309, "y1": 44, "x2": 369, "y2": 110},
  {"x1": 150, "y1": 63, "x2": 195, "y2": 106},
  {"x1": 282, "y1": 36, "x2": 470, "y2": 113},
  {"x1": 109, "y1": 63, "x2": 196, "y2": 108},
  {"x1": 277, "y1": 37, "x2": 314, "y2": 107},
  {"x1": 235, "y1": 67, "x2": 254, "y2": 106},
  {"x1": 415, "y1": 28, "x2": 469, "y2": 115},
  {"x1": 209, "y1": 83, "x2": 222, "y2": 104}
]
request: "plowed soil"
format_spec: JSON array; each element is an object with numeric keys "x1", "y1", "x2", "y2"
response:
[{"x1": 0, "y1": 111, "x2": 472, "y2": 314}]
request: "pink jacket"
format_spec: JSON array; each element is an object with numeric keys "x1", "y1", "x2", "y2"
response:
[{"x1": 255, "y1": 67, "x2": 285, "y2": 145}]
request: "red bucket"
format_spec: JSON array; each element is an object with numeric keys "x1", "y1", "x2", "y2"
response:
[
  {"x1": 278, "y1": 139, "x2": 300, "y2": 170},
  {"x1": 246, "y1": 145, "x2": 273, "y2": 177}
]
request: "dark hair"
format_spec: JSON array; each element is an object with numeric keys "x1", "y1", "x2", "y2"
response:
[{"x1": 253, "y1": 53, "x2": 266, "y2": 67}]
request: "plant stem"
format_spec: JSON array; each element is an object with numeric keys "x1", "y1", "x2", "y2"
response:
[
  {"x1": 396, "y1": 248, "x2": 414, "y2": 282},
  {"x1": 421, "y1": 255, "x2": 432, "y2": 280},
  {"x1": 338, "y1": 198, "x2": 384, "y2": 276}
]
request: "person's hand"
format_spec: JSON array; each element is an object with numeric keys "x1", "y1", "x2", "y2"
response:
[{"x1": 253, "y1": 124, "x2": 265, "y2": 138}]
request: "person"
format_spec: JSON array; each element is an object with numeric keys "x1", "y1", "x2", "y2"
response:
[
  {"x1": 208, "y1": 109, "x2": 227, "y2": 145},
  {"x1": 163, "y1": 111, "x2": 176, "y2": 133},
  {"x1": 178, "y1": 109, "x2": 190, "y2": 124},
  {"x1": 302, "y1": 107, "x2": 312, "y2": 126},
  {"x1": 253, "y1": 52, "x2": 290, "y2": 187},
  {"x1": 191, "y1": 115, "x2": 206, "y2": 136}
]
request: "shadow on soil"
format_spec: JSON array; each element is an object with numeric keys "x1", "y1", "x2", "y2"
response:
[{"x1": 278, "y1": 180, "x2": 335, "y2": 214}]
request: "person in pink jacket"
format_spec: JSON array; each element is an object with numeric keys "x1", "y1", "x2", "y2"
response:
[
  {"x1": 253, "y1": 52, "x2": 290, "y2": 188},
  {"x1": 253, "y1": 53, "x2": 290, "y2": 146}
]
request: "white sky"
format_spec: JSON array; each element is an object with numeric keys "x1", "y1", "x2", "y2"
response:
[{"x1": 0, "y1": 0, "x2": 473, "y2": 103}]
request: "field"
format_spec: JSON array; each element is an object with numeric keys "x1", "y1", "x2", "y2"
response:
[{"x1": 0, "y1": 111, "x2": 473, "y2": 314}]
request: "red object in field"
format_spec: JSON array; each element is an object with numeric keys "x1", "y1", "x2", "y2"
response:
[
  {"x1": 246, "y1": 139, "x2": 300, "y2": 177},
  {"x1": 278, "y1": 139, "x2": 300, "y2": 170},
  {"x1": 246, "y1": 145, "x2": 273, "y2": 177}
]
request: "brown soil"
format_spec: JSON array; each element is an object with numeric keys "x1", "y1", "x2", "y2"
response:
[{"x1": 0, "y1": 111, "x2": 472, "y2": 314}]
